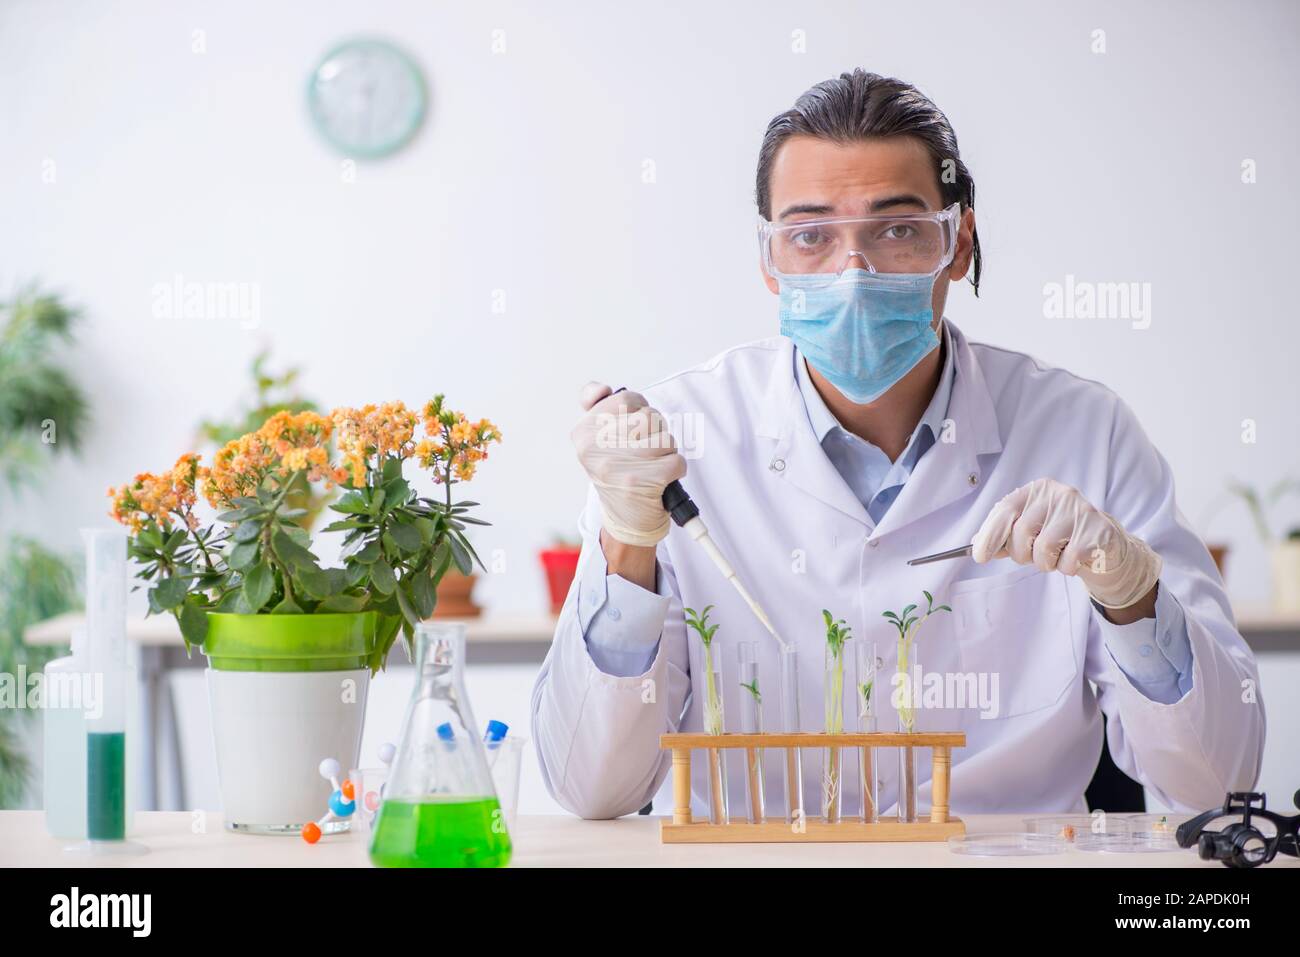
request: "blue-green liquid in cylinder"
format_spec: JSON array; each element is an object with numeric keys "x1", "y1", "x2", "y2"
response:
[{"x1": 87, "y1": 732, "x2": 125, "y2": 840}]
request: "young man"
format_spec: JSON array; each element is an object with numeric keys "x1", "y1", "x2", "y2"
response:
[{"x1": 531, "y1": 70, "x2": 1263, "y2": 820}]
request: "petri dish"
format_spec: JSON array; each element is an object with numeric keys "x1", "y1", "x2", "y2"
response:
[
  {"x1": 1074, "y1": 829, "x2": 1182, "y2": 854},
  {"x1": 948, "y1": 832, "x2": 1067, "y2": 857},
  {"x1": 1023, "y1": 814, "x2": 1131, "y2": 843},
  {"x1": 1120, "y1": 813, "x2": 1179, "y2": 837}
]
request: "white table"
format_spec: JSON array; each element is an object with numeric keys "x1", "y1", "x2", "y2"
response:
[
  {"x1": 22, "y1": 611, "x2": 557, "y2": 811},
  {"x1": 5, "y1": 811, "x2": 1285, "y2": 868}
]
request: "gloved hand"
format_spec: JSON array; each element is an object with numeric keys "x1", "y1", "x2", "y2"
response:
[
  {"x1": 571, "y1": 382, "x2": 687, "y2": 548},
  {"x1": 971, "y1": 478, "x2": 1162, "y2": 610}
]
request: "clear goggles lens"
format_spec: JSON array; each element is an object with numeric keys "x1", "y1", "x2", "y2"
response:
[{"x1": 760, "y1": 203, "x2": 960, "y2": 285}]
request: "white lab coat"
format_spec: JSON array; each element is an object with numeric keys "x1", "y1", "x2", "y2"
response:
[{"x1": 530, "y1": 321, "x2": 1264, "y2": 820}]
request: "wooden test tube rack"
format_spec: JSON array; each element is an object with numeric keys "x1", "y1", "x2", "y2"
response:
[{"x1": 659, "y1": 731, "x2": 966, "y2": 843}]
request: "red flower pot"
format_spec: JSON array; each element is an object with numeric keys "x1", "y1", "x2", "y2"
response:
[{"x1": 539, "y1": 547, "x2": 582, "y2": 614}]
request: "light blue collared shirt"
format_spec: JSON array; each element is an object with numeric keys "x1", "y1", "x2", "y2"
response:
[{"x1": 579, "y1": 323, "x2": 1194, "y2": 703}]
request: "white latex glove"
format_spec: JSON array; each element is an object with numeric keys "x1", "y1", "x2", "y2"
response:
[
  {"x1": 971, "y1": 478, "x2": 1162, "y2": 610},
  {"x1": 571, "y1": 382, "x2": 687, "y2": 548}
]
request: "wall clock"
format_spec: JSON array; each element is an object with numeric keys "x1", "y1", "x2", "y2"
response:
[{"x1": 307, "y1": 38, "x2": 427, "y2": 159}]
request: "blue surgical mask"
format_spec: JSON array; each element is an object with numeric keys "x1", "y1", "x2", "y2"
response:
[{"x1": 778, "y1": 269, "x2": 940, "y2": 404}]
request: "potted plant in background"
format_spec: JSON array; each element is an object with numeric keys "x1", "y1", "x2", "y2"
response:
[
  {"x1": 1219, "y1": 478, "x2": 1300, "y2": 612},
  {"x1": 195, "y1": 347, "x2": 331, "y2": 532},
  {"x1": 538, "y1": 534, "x2": 582, "y2": 614},
  {"x1": 0, "y1": 286, "x2": 88, "y2": 807},
  {"x1": 108, "y1": 395, "x2": 500, "y2": 833}
]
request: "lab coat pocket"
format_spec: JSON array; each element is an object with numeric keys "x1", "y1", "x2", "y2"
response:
[{"x1": 951, "y1": 566, "x2": 1078, "y2": 719}]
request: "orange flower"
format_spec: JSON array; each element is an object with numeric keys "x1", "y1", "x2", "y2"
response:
[
  {"x1": 416, "y1": 403, "x2": 501, "y2": 485},
  {"x1": 203, "y1": 410, "x2": 334, "y2": 507},
  {"x1": 109, "y1": 452, "x2": 205, "y2": 532},
  {"x1": 330, "y1": 401, "x2": 421, "y2": 486}
]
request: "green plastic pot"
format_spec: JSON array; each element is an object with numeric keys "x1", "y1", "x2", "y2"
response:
[{"x1": 202, "y1": 611, "x2": 396, "y2": 672}]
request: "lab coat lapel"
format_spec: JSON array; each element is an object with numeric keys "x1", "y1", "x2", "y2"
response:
[
  {"x1": 758, "y1": 341, "x2": 873, "y2": 529},
  {"x1": 870, "y1": 321, "x2": 1004, "y2": 538}
]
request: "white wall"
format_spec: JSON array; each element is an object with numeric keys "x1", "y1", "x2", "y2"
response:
[{"x1": 3, "y1": 0, "x2": 1298, "y2": 810}]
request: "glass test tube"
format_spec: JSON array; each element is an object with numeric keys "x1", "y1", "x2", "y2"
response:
[
  {"x1": 822, "y1": 640, "x2": 846, "y2": 823},
  {"x1": 702, "y1": 644, "x2": 728, "y2": 825},
  {"x1": 736, "y1": 642, "x2": 764, "y2": 824},
  {"x1": 896, "y1": 636, "x2": 919, "y2": 823},
  {"x1": 855, "y1": 639, "x2": 879, "y2": 822},
  {"x1": 778, "y1": 643, "x2": 803, "y2": 824}
]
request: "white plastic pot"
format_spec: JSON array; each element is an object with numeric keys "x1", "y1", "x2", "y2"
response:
[
  {"x1": 1271, "y1": 540, "x2": 1300, "y2": 613},
  {"x1": 207, "y1": 668, "x2": 370, "y2": 834}
]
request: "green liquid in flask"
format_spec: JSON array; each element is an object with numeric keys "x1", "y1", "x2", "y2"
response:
[
  {"x1": 87, "y1": 732, "x2": 126, "y2": 840},
  {"x1": 369, "y1": 796, "x2": 512, "y2": 868}
]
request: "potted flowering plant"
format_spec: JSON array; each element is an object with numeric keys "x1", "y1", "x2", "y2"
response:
[{"x1": 108, "y1": 396, "x2": 500, "y2": 833}]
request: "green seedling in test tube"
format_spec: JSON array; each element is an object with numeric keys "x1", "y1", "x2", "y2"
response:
[{"x1": 685, "y1": 605, "x2": 724, "y2": 736}]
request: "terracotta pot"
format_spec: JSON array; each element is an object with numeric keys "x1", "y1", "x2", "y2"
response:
[
  {"x1": 539, "y1": 547, "x2": 582, "y2": 614},
  {"x1": 433, "y1": 569, "x2": 481, "y2": 618}
]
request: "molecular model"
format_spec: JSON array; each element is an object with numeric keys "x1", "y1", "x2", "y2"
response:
[{"x1": 301, "y1": 743, "x2": 396, "y2": 844}]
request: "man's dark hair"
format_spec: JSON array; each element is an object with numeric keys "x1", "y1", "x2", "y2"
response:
[{"x1": 756, "y1": 69, "x2": 981, "y2": 295}]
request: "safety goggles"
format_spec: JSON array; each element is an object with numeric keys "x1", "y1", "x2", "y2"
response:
[{"x1": 758, "y1": 202, "x2": 961, "y2": 287}]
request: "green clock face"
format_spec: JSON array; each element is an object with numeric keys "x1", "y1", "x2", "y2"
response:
[{"x1": 307, "y1": 39, "x2": 427, "y2": 159}]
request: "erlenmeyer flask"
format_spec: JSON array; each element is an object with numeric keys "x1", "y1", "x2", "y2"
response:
[{"x1": 369, "y1": 621, "x2": 512, "y2": 868}]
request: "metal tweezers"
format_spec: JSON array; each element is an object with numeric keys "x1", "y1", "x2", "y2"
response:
[{"x1": 906, "y1": 544, "x2": 973, "y2": 566}]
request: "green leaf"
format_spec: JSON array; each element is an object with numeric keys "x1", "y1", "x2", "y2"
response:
[
  {"x1": 270, "y1": 595, "x2": 303, "y2": 614},
  {"x1": 233, "y1": 520, "x2": 262, "y2": 543},
  {"x1": 388, "y1": 522, "x2": 422, "y2": 553},
  {"x1": 319, "y1": 593, "x2": 369, "y2": 613},
  {"x1": 353, "y1": 540, "x2": 381, "y2": 564},
  {"x1": 331, "y1": 491, "x2": 370, "y2": 515},
  {"x1": 227, "y1": 541, "x2": 259, "y2": 571},
  {"x1": 429, "y1": 540, "x2": 452, "y2": 584},
  {"x1": 381, "y1": 478, "x2": 411, "y2": 512},
  {"x1": 321, "y1": 518, "x2": 367, "y2": 533},
  {"x1": 298, "y1": 567, "x2": 340, "y2": 600},
  {"x1": 446, "y1": 534, "x2": 473, "y2": 575},
  {"x1": 382, "y1": 456, "x2": 403, "y2": 483},
  {"x1": 368, "y1": 489, "x2": 386, "y2": 517},
  {"x1": 163, "y1": 528, "x2": 187, "y2": 556},
  {"x1": 242, "y1": 563, "x2": 274, "y2": 612},
  {"x1": 394, "y1": 582, "x2": 419, "y2": 627},
  {"x1": 370, "y1": 558, "x2": 396, "y2": 595},
  {"x1": 272, "y1": 529, "x2": 319, "y2": 570},
  {"x1": 177, "y1": 599, "x2": 209, "y2": 651},
  {"x1": 152, "y1": 576, "x2": 188, "y2": 611},
  {"x1": 218, "y1": 506, "x2": 265, "y2": 522},
  {"x1": 410, "y1": 569, "x2": 435, "y2": 619}
]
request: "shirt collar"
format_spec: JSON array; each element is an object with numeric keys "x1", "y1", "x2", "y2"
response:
[{"x1": 795, "y1": 318, "x2": 957, "y2": 447}]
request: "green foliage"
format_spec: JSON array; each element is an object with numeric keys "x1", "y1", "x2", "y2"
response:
[
  {"x1": 1224, "y1": 478, "x2": 1300, "y2": 543},
  {"x1": 740, "y1": 678, "x2": 761, "y2": 704},
  {"x1": 683, "y1": 605, "x2": 718, "y2": 647},
  {"x1": 882, "y1": 589, "x2": 950, "y2": 641},
  {"x1": 0, "y1": 529, "x2": 82, "y2": 808},
  {"x1": 195, "y1": 349, "x2": 329, "y2": 533},
  {"x1": 196, "y1": 350, "x2": 318, "y2": 446},
  {"x1": 0, "y1": 286, "x2": 88, "y2": 489},
  {"x1": 0, "y1": 285, "x2": 88, "y2": 807},
  {"x1": 822, "y1": 608, "x2": 851, "y2": 658}
]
